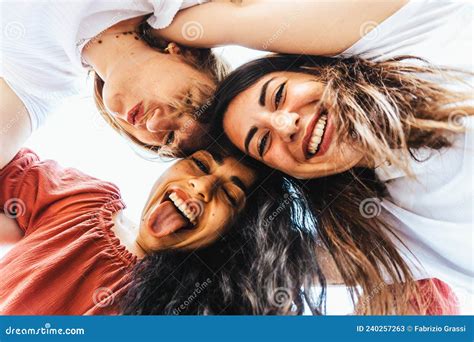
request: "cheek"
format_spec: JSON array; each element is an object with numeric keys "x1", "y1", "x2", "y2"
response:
[
  {"x1": 202, "y1": 202, "x2": 233, "y2": 236},
  {"x1": 102, "y1": 82, "x2": 123, "y2": 115},
  {"x1": 290, "y1": 81, "x2": 324, "y2": 105},
  {"x1": 267, "y1": 143, "x2": 301, "y2": 170}
]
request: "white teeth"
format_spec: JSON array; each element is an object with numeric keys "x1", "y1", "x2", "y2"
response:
[
  {"x1": 168, "y1": 192, "x2": 197, "y2": 224},
  {"x1": 308, "y1": 114, "x2": 327, "y2": 155}
]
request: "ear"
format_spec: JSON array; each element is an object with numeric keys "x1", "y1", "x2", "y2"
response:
[{"x1": 165, "y1": 42, "x2": 181, "y2": 55}]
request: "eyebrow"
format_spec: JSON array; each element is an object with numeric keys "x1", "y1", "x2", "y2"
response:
[
  {"x1": 230, "y1": 176, "x2": 247, "y2": 194},
  {"x1": 210, "y1": 152, "x2": 223, "y2": 165},
  {"x1": 259, "y1": 77, "x2": 275, "y2": 107},
  {"x1": 244, "y1": 126, "x2": 258, "y2": 154}
]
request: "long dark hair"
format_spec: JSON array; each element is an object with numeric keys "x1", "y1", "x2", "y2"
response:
[
  {"x1": 120, "y1": 154, "x2": 324, "y2": 315},
  {"x1": 204, "y1": 54, "x2": 471, "y2": 314}
]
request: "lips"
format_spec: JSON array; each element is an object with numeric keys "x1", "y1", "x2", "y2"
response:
[{"x1": 127, "y1": 102, "x2": 144, "y2": 125}]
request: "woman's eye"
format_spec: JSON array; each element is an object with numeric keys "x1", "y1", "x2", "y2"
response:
[
  {"x1": 166, "y1": 131, "x2": 175, "y2": 146},
  {"x1": 274, "y1": 82, "x2": 286, "y2": 108},
  {"x1": 258, "y1": 131, "x2": 270, "y2": 157},
  {"x1": 191, "y1": 157, "x2": 210, "y2": 174},
  {"x1": 223, "y1": 188, "x2": 237, "y2": 207}
]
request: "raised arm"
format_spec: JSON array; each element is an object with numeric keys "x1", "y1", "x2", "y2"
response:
[
  {"x1": 0, "y1": 78, "x2": 32, "y2": 170},
  {"x1": 157, "y1": 0, "x2": 407, "y2": 55}
]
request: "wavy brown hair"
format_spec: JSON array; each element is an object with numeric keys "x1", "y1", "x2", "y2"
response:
[
  {"x1": 207, "y1": 54, "x2": 472, "y2": 314},
  {"x1": 93, "y1": 20, "x2": 229, "y2": 157}
]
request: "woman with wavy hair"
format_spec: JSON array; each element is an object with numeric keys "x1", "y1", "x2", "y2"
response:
[
  {"x1": 0, "y1": 145, "x2": 324, "y2": 315},
  {"x1": 1, "y1": 1, "x2": 228, "y2": 171},
  {"x1": 153, "y1": 0, "x2": 474, "y2": 315},
  {"x1": 205, "y1": 52, "x2": 472, "y2": 314}
]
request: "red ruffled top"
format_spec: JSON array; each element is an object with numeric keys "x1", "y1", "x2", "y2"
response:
[{"x1": 0, "y1": 149, "x2": 136, "y2": 315}]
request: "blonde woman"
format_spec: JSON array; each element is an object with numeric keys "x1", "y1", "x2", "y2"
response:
[{"x1": 0, "y1": 0, "x2": 227, "y2": 171}]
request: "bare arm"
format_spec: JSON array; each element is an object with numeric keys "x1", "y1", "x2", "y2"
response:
[
  {"x1": 157, "y1": 0, "x2": 407, "y2": 55},
  {"x1": 0, "y1": 213, "x2": 23, "y2": 244},
  {"x1": 0, "y1": 78, "x2": 32, "y2": 170}
]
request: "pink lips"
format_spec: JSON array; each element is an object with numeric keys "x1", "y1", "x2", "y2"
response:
[{"x1": 127, "y1": 102, "x2": 144, "y2": 125}]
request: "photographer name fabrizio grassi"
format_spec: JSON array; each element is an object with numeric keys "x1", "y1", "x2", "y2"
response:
[{"x1": 414, "y1": 325, "x2": 466, "y2": 333}]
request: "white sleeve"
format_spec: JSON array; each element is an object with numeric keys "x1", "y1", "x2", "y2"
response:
[
  {"x1": 337, "y1": 0, "x2": 470, "y2": 63},
  {"x1": 146, "y1": 0, "x2": 209, "y2": 30}
]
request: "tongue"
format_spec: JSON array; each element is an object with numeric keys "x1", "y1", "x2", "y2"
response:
[{"x1": 149, "y1": 201, "x2": 189, "y2": 237}]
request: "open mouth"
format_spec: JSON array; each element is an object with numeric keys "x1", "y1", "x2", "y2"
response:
[
  {"x1": 167, "y1": 192, "x2": 199, "y2": 225},
  {"x1": 303, "y1": 107, "x2": 330, "y2": 159},
  {"x1": 147, "y1": 189, "x2": 200, "y2": 238},
  {"x1": 127, "y1": 102, "x2": 144, "y2": 125}
]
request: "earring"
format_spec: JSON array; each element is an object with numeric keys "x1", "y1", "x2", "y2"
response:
[{"x1": 164, "y1": 42, "x2": 175, "y2": 53}]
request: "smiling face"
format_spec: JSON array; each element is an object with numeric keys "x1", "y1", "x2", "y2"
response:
[
  {"x1": 102, "y1": 52, "x2": 215, "y2": 155},
  {"x1": 223, "y1": 71, "x2": 365, "y2": 179},
  {"x1": 138, "y1": 151, "x2": 256, "y2": 251}
]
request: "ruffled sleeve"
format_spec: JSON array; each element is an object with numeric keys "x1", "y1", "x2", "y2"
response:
[{"x1": 0, "y1": 148, "x2": 123, "y2": 236}]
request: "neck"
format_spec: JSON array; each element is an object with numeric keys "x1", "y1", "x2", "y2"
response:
[
  {"x1": 112, "y1": 211, "x2": 147, "y2": 259},
  {"x1": 82, "y1": 16, "x2": 146, "y2": 80}
]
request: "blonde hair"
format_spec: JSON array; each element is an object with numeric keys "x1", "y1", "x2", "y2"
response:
[{"x1": 93, "y1": 20, "x2": 229, "y2": 158}]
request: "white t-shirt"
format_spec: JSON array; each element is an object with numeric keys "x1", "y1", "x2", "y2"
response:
[
  {"x1": 339, "y1": 0, "x2": 473, "y2": 293},
  {"x1": 0, "y1": 0, "x2": 206, "y2": 131}
]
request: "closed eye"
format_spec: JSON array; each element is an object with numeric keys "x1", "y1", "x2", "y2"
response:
[
  {"x1": 165, "y1": 131, "x2": 175, "y2": 146},
  {"x1": 274, "y1": 81, "x2": 286, "y2": 109},
  {"x1": 258, "y1": 131, "x2": 270, "y2": 157},
  {"x1": 223, "y1": 188, "x2": 237, "y2": 207},
  {"x1": 191, "y1": 157, "x2": 210, "y2": 174}
]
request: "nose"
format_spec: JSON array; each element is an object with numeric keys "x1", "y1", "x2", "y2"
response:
[
  {"x1": 146, "y1": 106, "x2": 175, "y2": 132},
  {"x1": 269, "y1": 111, "x2": 300, "y2": 142},
  {"x1": 188, "y1": 175, "x2": 218, "y2": 202}
]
